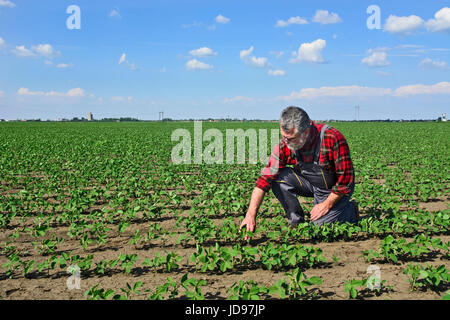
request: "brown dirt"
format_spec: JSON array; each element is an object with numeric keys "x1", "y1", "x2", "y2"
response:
[
  {"x1": 1, "y1": 210, "x2": 449, "y2": 300},
  {"x1": 0, "y1": 175, "x2": 448, "y2": 300}
]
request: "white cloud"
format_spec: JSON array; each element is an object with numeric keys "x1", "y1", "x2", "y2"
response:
[
  {"x1": 118, "y1": 53, "x2": 139, "y2": 71},
  {"x1": 0, "y1": 37, "x2": 4, "y2": 46},
  {"x1": 160, "y1": 67, "x2": 167, "y2": 73},
  {"x1": 419, "y1": 58, "x2": 448, "y2": 70},
  {"x1": 383, "y1": 15, "x2": 424, "y2": 35},
  {"x1": 31, "y1": 44, "x2": 60, "y2": 59},
  {"x1": 12, "y1": 45, "x2": 35, "y2": 57},
  {"x1": 425, "y1": 7, "x2": 450, "y2": 33},
  {"x1": 0, "y1": 0, "x2": 15, "y2": 8},
  {"x1": 215, "y1": 14, "x2": 230, "y2": 24},
  {"x1": 186, "y1": 59, "x2": 213, "y2": 70},
  {"x1": 189, "y1": 47, "x2": 218, "y2": 57},
  {"x1": 12, "y1": 43, "x2": 61, "y2": 59},
  {"x1": 112, "y1": 96, "x2": 134, "y2": 102},
  {"x1": 182, "y1": 19, "x2": 218, "y2": 30},
  {"x1": 17, "y1": 87, "x2": 84, "y2": 97},
  {"x1": 277, "y1": 82, "x2": 450, "y2": 101},
  {"x1": 67, "y1": 88, "x2": 84, "y2": 97},
  {"x1": 269, "y1": 51, "x2": 284, "y2": 59},
  {"x1": 312, "y1": 10, "x2": 342, "y2": 24},
  {"x1": 128, "y1": 63, "x2": 138, "y2": 71},
  {"x1": 289, "y1": 39, "x2": 326, "y2": 64},
  {"x1": 377, "y1": 71, "x2": 391, "y2": 77},
  {"x1": 268, "y1": 69, "x2": 285, "y2": 76},
  {"x1": 119, "y1": 53, "x2": 126, "y2": 64},
  {"x1": 109, "y1": 7, "x2": 121, "y2": 18},
  {"x1": 395, "y1": 44, "x2": 424, "y2": 49},
  {"x1": 280, "y1": 85, "x2": 392, "y2": 101},
  {"x1": 17, "y1": 88, "x2": 41, "y2": 96},
  {"x1": 275, "y1": 16, "x2": 308, "y2": 27},
  {"x1": 240, "y1": 46, "x2": 268, "y2": 68},
  {"x1": 247, "y1": 56, "x2": 268, "y2": 68},
  {"x1": 182, "y1": 21, "x2": 204, "y2": 29},
  {"x1": 0, "y1": 90, "x2": 4, "y2": 97},
  {"x1": 240, "y1": 46, "x2": 254, "y2": 59},
  {"x1": 56, "y1": 63, "x2": 72, "y2": 68},
  {"x1": 224, "y1": 96, "x2": 255, "y2": 104},
  {"x1": 362, "y1": 50, "x2": 390, "y2": 67},
  {"x1": 394, "y1": 82, "x2": 450, "y2": 96}
]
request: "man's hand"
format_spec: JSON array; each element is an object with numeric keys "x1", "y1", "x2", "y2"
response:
[
  {"x1": 310, "y1": 192, "x2": 343, "y2": 221},
  {"x1": 239, "y1": 214, "x2": 256, "y2": 241},
  {"x1": 239, "y1": 187, "x2": 265, "y2": 240},
  {"x1": 310, "y1": 202, "x2": 331, "y2": 221}
]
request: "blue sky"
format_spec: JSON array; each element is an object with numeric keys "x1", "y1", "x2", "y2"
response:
[{"x1": 0, "y1": 0, "x2": 449, "y2": 120}]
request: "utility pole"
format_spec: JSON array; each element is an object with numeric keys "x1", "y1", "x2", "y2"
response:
[{"x1": 355, "y1": 105, "x2": 360, "y2": 121}]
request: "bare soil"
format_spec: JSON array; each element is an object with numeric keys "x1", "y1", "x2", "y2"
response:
[
  {"x1": 0, "y1": 176, "x2": 448, "y2": 300},
  {"x1": 0, "y1": 209, "x2": 449, "y2": 300}
]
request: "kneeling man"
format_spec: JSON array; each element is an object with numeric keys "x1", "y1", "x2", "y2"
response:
[{"x1": 240, "y1": 106, "x2": 359, "y2": 237}]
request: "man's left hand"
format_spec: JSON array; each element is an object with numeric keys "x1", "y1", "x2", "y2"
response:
[{"x1": 310, "y1": 202, "x2": 331, "y2": 221}]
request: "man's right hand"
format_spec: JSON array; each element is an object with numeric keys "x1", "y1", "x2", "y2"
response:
[
  {"x1": 239, "y1": 187, "x2": 265, "y2": 240},
  {"x1": 239, "y1": 213, "x2": 256, "y2": 241}
]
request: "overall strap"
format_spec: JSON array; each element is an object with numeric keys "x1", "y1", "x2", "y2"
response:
[{"x1": 314, "y1": 124, "x2": 328, "y2": 164}]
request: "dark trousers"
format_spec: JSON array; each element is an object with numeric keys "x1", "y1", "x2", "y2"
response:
[{"x1": 271, "y1": 167, "x2": 357, "y2": 226}]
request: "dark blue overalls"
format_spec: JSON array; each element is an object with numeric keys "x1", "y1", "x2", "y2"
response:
[{"x1": 271, "y1": 125, "x2": 357, "y2": 226}]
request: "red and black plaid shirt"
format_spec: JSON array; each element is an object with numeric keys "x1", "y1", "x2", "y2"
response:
[{"x1": 255, "y1": 121, "x2": 355, "y2": 195}]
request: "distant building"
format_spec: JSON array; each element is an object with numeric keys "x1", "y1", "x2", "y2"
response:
[
  {"x1": 88, "y1": 112, "x2": 93, "y2": 121},
  {"x1": 442, "y1": 113, "x2": 447, "y2": 122}
]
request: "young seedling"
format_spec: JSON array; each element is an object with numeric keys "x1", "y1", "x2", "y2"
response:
[
  {"x1": 181, "y1": 274, "x2": 207, "y2": 300},
  {"x1": 227, "y1": 280, "x2": 268, "y2": 300},
  {"x1": 147, "y1": 277, "x2": 178, "y2": 300},
  {"x1": 85, "y1": 284, "x2": 115, "y2": 300},
  {"x1": 269, "y1": 268, "x2": 322, "y2": 299},
  {"x1": 344, "y1": 278, "x2": 368, "y2": 299}
]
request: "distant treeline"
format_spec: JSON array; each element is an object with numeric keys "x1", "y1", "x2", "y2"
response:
[{"x1": 0, "y1": 118, "x2": 446, "y2": 123}]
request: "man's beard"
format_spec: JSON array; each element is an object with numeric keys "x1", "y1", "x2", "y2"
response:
[
  {"x1": 287, "y1": 142, "x2": 302, "y2": 151},
  {"x1": 287, "y1": 137, "x2": 307, "y2": 151}
]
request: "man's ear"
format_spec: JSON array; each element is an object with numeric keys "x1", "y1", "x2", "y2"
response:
[{"x1": 304, "y1": 127, "x2": 311, "y2": 137}]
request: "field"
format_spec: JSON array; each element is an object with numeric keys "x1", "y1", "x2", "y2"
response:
[{"x1": 0, "y1": 121, "x2": 449, "y2": 300}]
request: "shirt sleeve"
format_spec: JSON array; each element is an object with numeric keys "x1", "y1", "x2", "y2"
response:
[
  {"x1": 255, "y1": 143, "x2": 289, "y2": 192},
  {"x1": 328, "y1": 130, "x2": 355, "y2": 195}
]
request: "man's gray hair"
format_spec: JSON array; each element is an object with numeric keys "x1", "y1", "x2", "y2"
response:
[{"x1": 280, "y1": 106, "x2": 310, "y2": 134}]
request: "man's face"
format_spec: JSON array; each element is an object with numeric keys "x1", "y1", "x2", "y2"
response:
[{"x1": 280, "y1": 126, "x2": 309, "y2": 151}]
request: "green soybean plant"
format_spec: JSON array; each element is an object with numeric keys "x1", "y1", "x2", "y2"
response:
[
  {"x1": 85, "y1": 284, "x2": 115, "y2": 300},
  {"x1": 143, "y1": 251, "x2": 182, "y2": 272},
  {"x1": 181, "y1": 274, "x2": 207, "y2": 300},
  {"x1": 269, "y1": 268, "x2": 322, "y2": 299},
  {"x1": 147, "y1": 277, "x2": 179, "y2": 300},
  {"x1": 227, "y1": 280, "x2": 269, "y2": 300},
  {"x1": 344, "y1": 278, "x2": 368, "y2": 299},
  {"x1": 403, "y1": 263, "x2": 449, "y2": 292}
]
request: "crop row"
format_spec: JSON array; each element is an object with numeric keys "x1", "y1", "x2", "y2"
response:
[{"x1": 84, "y1": 263, "x2": 450, "y2": 300}]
